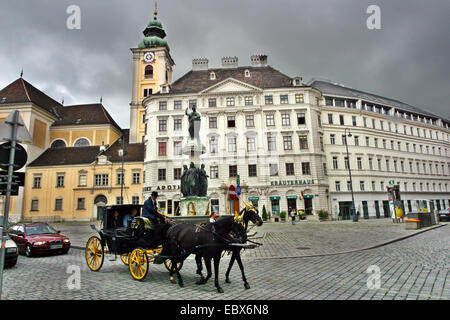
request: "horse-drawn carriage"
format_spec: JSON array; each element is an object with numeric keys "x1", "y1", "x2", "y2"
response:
[{"x1": 85, "y1": 204, "x2": 182, "y2": 281}]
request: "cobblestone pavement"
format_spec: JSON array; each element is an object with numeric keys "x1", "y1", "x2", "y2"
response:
[
  {"x1": 53, "y1": 218, "x2": 427, "y2": 258},
  {"x1": 1, "y1": 223, "x2": 448, "y2": 300}
]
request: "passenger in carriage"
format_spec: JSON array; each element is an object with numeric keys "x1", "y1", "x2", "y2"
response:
[
  {"x1": 123, "y1": 208, "x2": 138, "y2": 228},
  {"x1": 111, "y1": 210, "x2": 123, "y2": 229}
]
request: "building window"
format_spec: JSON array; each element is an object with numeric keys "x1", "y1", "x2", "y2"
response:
[
  {"x1": 267, "y1": 135, "x2": 277, "y2": 151},
  {"x1": 297, "y1": 113, "x2": 306, "y2": 125},
  {"x1": 333, "y1": 157, "x2": 338, "y2": 169},
  {"x1": 366, "y1": 136, "x2": 370, "y2": 146},
  {"x1": 328, "y1": 114, "x2": 333, "y2": 124},
  {"x1": 143, "y1": 88, "x2": 152, "y2": 97},
  {"x1": 208, "y1": 98, "x2": 217, "y2": 107},
  {"x1": 78, "y1": 172, "x2": 87, "y2": 186},
  {"x1": 174, "y1": 141, "x2": 182, "y2": 156},
  {"x1": 286, "y1": 163, "x2": 295, "y2": 176},
  {"x1": 265, "y1": 95, "x2": 273, "y2": 104},
  {"x1": 283, "y1": 136, "x2": 292, "y2": 150},
  {"x1": 335, "y1": 181, "x2": 341, "y2": 192},
  {"x1": 94, "y1": 174, "x2": 109, "y2": 186},
  {"x1": 320, "y1": 136, "x2": 324, "y2": 151},
  {"x1": 325, "y1": 97, "x2": 333, "y2": 106},
  {"x1": 377, "y1": 159, "x2": 382, "y2": 171},
  {"x1": 266, "y1": 114, "x2": 275, "y2": 126},
  {"x1": 302, "y1": 162, "x2": 311, "y2": 175},
  {"x1": 159, "y1": 101, "x2": 167, "y2": 110},
  {"x1": 342, "y1": 135, "x2": 347, "y2": 145},
  {"x1": 383, "y1": 139, "x2": 387, "y2": 149},
  {"x1": 132, "y1": 172, "x2": 140, "y2": 184},
  {"x1": 374, "y1": 138, "x2": 378, "y2": 148},
  {"x1": 226, "y1": 97, "x2": 235, "y2": 106},
  {"x1": 209, "y1": 137, "x2": 218, "y2": 153},
  {"x1": 174, "y1": 119, "x2": 182, "y2": 131},
  {"x1": 386, "y1": 160, "x2": 390, "y2": 171},
  {"x1": 174, "y1": 168, "x2": 182, "y2": 180},
  {"x1": 323, "y1": 162, "x2": 327, "y2": 175},
  {"x1": 189, "y1": 99, "x2": 197, "y2": 108},
  {"x1": 33, "y1": 176, "x2": 41, "y2": 188},
  {"x1": 281, "y1": 113, "x2": 291, "y2": 126},
  {"x1": 248, "y1": 164, "x2": 257, "y2": 177},
  {"x1": 245, "y1": 115, "x2": 254, "y2": 127},
  {"x1": 158, "y1": 142, "x2": 167, "y2": 156},
  {"x1": 363, "y1": 117, "x2": 367, "y2": 127},
  {"x1": 158, "y1": 169, "x2": 166, "y2": 181},
  {"x1": 357, "y1": 157, "x2": 362, "y2": 170},
  {"x1": 352, "y1": 116, "x2": 357, "y2": 126},
  {"x1": 174, "y1": 100, "x2": 182, "y2": 110},
  {"x1": 55, "y1": 198, "x2": 63, "y2": 211},
  {"x1": 227, "y1": 116, "x2": 236, "y2": 128},
  {"x1": 77, "y1": 198, "x2": 85, "y2": 210},
  {"x1": 144, "y1": 65, "x2": 153, "y2": 78},
  {"x1": 56, "y1": 174, "x2": 65, "y2": 188},
  {"x1": 116, "y1": 172, "x2": 124, "y2": 185},
  {"x1": 347, "y1": 181, "x2": 353, "y2": 191},
  {"x1": 31, "y1": 199, "x2": 39, "y2": 211},
  {"x1": 295, "y1": 94, "x2": 304, "y2": 103},
  {"x1": 299, "y1": 135, "x2": 308, "y2": 150},
  {"x1": 369, "y1": 158, "x2": 373, "y2": 170},
  {"x1": 228, "y1": 136, "x2": 237, "y2": 152},
  {"x1": 344, "y1": 157, "x2": 349, "y2": 170},
  {"x1": 280, "y1": 95, "x2": 288, "y2": 104},
  {"x1": 159, "y1": 119, "x2": 167, "y2": 131},
  {"x1": 269, "y1": 163, "x2": 278, "y2": 176},
  {"x1": 229, "y1": 165, "x2": 237, "y2": 178},
  {"x1": 330, "y1": 134, "x2": 336, "y2": 145},
  {"x1": 116, "y1": 196, "x2": 123, "y2": 205},
  {"x1": 132, "y1": 196, "x2": 140, "y2": 205},
  {"x1": 360, "y1": 181, "x2": 365, "y2": 191},
  {"x1": 371, "y1": 181, "x2": 376, "y2": 191},
  {"x1": 210, "y1": 166, "x2": 218, "y2": 179},
  {"x1": 354, "y1": 136, "x2": 359, "y2": 146},
  {"x1": 74, "y1": 138, "x2": 90, "y2": 147},
  {"x1": 339, "y1": 115, "x2": 345, "y2": 125},
  {"x1": 244, "y1": 96, "x2": 253, "y2": 106},
  {"x1": 247, "y1": 137, "x2": 256, "y2": 152},
  {"x1": 209, "y1": 117, "x2": 217, "y2": 129}
]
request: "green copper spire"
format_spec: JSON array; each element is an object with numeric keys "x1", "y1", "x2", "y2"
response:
[{"x1": 138, "y1": 2, "x2": 169, "y2": 51}]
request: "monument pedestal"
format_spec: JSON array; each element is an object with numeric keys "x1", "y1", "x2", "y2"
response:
[{"x1": 179, "y1": 196, "x2": 211, "y2": 216}]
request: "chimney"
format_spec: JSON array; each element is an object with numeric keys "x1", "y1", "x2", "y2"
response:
[
  {"x1": 192, "y1": 58, "x2": 209, "y2": 71},
  {"x1": 250, "y1": 54, "x2": 268, "y2": 67},
  {"x1": 221, "y1": 56, "x2": 238, "y2": 68}
]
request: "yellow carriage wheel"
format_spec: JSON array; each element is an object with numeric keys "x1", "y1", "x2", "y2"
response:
[
  {"x1": 120, "y1": 253, "x2": 130, "y2": 265},
  {"x1": 164, "y1": 259, "x2": 183, "y2": 272},
  {"x1": 85, "y1": 236, "x2": 104, "y2": 272},
  {"x1": 129, "y1": 248, "x2": 149, "y2": 281}
]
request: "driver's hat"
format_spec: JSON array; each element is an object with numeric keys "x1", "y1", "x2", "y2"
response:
[{"x1": 151, "y1": 191, "x2": 158, "y2": 197}]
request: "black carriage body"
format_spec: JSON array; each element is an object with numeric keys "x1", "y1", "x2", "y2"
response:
[{"x1": 96, "y1": 204, "x2": 152, "y2": 255}]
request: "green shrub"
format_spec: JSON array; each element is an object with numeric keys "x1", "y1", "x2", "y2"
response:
[
  {"x1": 262, "y1": 205, "x2": 268, "y2": 221},
  {"x1": 280, "y1": 211, "x2": 286, "y2": 219}
]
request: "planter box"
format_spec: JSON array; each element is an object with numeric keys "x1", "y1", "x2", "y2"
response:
[{"x1": 405, "y1": 219, "x2": 420, "y2": 230}]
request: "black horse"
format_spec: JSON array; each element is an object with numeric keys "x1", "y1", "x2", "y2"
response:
[
  {"x1": 222, "y1": 203, "x2": 263, "y2": 289},
  {"x1": 156, "y1": 215, "x2": 247, "y2": 293}
]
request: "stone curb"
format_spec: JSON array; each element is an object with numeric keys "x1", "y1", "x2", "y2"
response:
[
  {"x1": 70, "y1": 223, "x2": 447, "y2": 257},
  {"x1": 248, "y1": 223, "x2": 447, "y2": 260}
]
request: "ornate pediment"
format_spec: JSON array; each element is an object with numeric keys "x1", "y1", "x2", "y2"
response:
[{"x1": 200, "y1": 78, "x2": 262, "y2": 95}]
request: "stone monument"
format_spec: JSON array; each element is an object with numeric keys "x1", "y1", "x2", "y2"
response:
[{"x1": 179, "y1": 107, "x2": 210, "y2": 216}]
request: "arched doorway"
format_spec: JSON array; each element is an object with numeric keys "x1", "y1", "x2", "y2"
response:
[{"x1": 94, "y1": 195, "x2": 107, "y2": 220}]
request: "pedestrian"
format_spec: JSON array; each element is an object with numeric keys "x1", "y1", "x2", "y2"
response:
[{"x1": 290, "y1": 207, "x2": 296, "y2": 225}]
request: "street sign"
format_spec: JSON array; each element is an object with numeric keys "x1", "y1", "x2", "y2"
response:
[
  {"x1": 0, "y1": 111, "x2": 32, "y2": 144},
  {"x1": 236, "y1": 185, "x2": 241, "y2": 196},
  {"x1": 0, "y1": 142, "x2": 27, "y2": 171},
  {"x1": 236, "y1": 174, "x2": 240, "y2": 186},
  {"x1": 389, "y1": 180, "x2": 395, "y2": 185},
  {"x1": 0, "y1": 171, "x2": 25, "y2": 196},
  {"x1": 229, "y1": 185, "x2": 237, "y2": 200}
]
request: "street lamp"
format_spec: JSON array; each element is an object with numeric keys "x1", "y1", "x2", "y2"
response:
[
  {"x1": 118, "y1": 136, "x2": 127, "y2": 204},
  {"x1": 344, "y1": 128, "x2": 358, "y2": 222}
]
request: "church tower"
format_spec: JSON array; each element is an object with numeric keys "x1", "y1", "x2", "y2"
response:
[{"x1": 130, "y1": 4, "x2": 175, "y2": 143}]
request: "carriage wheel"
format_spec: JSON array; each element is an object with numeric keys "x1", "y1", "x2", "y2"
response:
[
  {"x1": 164, "y1": 259, "x2": 183, "y2": 272},
  {"x1": 85, "y1": 236, "x2": 104, "y2": 272},
  {"x1": 129, "y1": 248, "x2": 149, "y2": 281},
  {"x1": 120, "y1": 253, "x2": 130, "y2": 265}
]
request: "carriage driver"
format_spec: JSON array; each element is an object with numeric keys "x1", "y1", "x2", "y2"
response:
[{"x1": 143, "y1": 191, "x2": 165, "y2": 225}]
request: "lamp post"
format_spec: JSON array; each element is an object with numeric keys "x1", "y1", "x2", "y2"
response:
[
  {"x1": 118, "y1": 136, "x2": 126, "y2": 204},
  {"x1": 344, "y1": 128, "x2": 358, "y2": 222}
]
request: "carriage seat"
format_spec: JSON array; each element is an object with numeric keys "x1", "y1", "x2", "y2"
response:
[{"x1": 130, "y1": 217, "x2": 155, "y2": 231}]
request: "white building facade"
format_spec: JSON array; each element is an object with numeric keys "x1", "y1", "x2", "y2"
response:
[{"x1": 142, "y1": 56, "x2": 450, "y2": 219}]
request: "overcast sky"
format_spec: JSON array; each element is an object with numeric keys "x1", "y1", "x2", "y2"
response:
[{"x1": 1, "y1": 0, "x2": 449, "y2": 128}]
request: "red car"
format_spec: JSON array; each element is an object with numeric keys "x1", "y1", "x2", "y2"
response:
[{"x1": 8, "y1": 222, "x2": 70, "y2": 257}]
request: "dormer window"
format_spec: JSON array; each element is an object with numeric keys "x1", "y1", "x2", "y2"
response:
[
  {"x1": 244, "y1": 69, "x2": 250, "y2": 77},
  {"x1": 210, "y1": 72, "x2": 216, "y2": 80},
  {"x1": 293, "y1": 77, "x2": 302, "y2": 86}
]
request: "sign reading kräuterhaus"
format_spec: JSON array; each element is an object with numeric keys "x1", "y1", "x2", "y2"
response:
[{"x1": 271, "y1": 179, "x2": 315, "y2": 186}]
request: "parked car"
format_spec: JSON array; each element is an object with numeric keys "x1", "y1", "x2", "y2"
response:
[
  {"x1": 8, "y1": 222, "x2": 70, "y2": 257},
  {"x1": 4, "y1": 233, "x2": 19, "y2": 267},
  {"x1": 437, "y1": 209, "x2": 450, "y2": 222}
]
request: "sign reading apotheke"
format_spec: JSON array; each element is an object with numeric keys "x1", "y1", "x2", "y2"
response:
[
  {"x1": 143, "y1": 185, "x2": 180, "y2": 192},
  {"x1": 270, "y1": 179, "x2": 315, "y2": 186}
]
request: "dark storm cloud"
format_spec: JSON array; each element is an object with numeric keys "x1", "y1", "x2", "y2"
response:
[{"x1": 1, "y1": 0, "x2": 449, "y2": 128}]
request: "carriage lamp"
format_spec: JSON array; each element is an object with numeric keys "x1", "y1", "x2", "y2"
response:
[{"x1": 344, "y1": 128, "x2": 358, "y2": 222}]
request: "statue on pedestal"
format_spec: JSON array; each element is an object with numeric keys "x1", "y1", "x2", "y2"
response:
[{"x1": 185, "y1": 107, "x2": 201, "y2": 141}]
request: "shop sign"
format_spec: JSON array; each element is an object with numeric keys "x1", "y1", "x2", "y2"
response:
[
  {"x1": 143, "y1": 185, "x2": 180, "y2": 192},
  {"x1": 248, "y1": 197, "x2": 260, "y2": 201},
  {"x1": 270, "y1": 196, "x2": 280, "y2": 200},
  {"x1": 286, "y1": 195, "x2": 298, "y2": 199},
  {"x1": 270, "y1": 179, "x2": 315, "y2": 186},
  {"x1": 303, "y1": 194, "x2": 314, "y2": 199}
]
